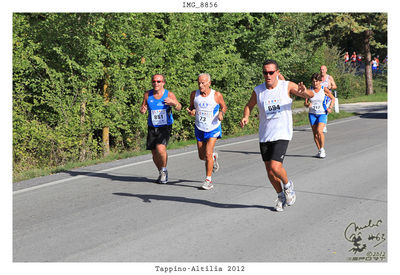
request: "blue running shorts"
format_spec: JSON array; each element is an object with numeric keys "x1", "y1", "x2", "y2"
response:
[
  {"x1": 195, "y1": 125, "x2": 222, "y2": 141},
  {"x1": 308, "y1": 113, "x2": 328, "y2": 126}
]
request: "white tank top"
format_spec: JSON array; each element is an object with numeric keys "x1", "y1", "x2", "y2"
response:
[
  {"x1": 309, "y1": 87, "x2": 326, "y2": 114},
  {"x1": 255, "y1": 80, "x2": 293, "y2": 142},
  {"x1": 321, "y1": 74, "x2": 330, "y2": 89},
  {"x1": 194, "y1": 89, "x2": 221, "y2": 132}
]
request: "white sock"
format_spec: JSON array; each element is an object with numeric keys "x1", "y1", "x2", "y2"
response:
[
  {"x1": 284, "y1": 181, "x2": 291, "y2": 189},
  {"x1": 206, "y1": 176, "x2": 212, "y2": 181}
]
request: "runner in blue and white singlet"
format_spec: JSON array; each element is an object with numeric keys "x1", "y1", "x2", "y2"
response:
[
  {"x1": 194, "y1": 89, "x2": 221, "y2": 133},
  {"x1": 147, "y1": 89, "x2": 174, "y2": 127},
  {"x1": 140, "y1": 74, "x2": 181, "y2": 184},
  {"x1": 187, "y1": 73, "x2": 227, "y2": 190},
  {"x1": 305, "y1": 73, "x2": 335, "y2": 159},
  {"x1": 308, "y1": 86, "x2": 327, "y2": 116}
]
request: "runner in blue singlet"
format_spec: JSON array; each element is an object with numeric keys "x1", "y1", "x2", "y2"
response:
[{"x1": 140, "y1": 74, "x2": 181, "y2": 184}]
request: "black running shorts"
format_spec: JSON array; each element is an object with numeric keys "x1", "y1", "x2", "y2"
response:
[
  {"x1": 259, "y1": 140, "x2": 289, "y2": 163},
  {"x1": 146, "y1": 125, "x2": 172, "y2": 150}
]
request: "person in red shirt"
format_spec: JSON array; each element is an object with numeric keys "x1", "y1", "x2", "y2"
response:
[
  {"x1": 351, "y1": 52, "x2": 357, "y2": 69},
  {"x1": 344, "y1": 52, "x2": 350, "y2": 64}
]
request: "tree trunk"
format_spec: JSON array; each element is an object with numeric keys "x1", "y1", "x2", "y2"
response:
[
  {"x1": 102, "y1": 126, "x2": 110, "y2": 156},
  {"x1": 363, "y1": 30, "x2": 374, "y2": 95},
  {"x1": 103, "y1": 70, "x2": 110, "y2": 156},
  {"x1": 79, "y1": 92, "x2": 87, "y2": 161}
]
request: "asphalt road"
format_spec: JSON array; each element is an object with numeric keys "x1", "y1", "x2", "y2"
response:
[{"x1": 13, "y1": 105, "x2": 387, "y2": 263}]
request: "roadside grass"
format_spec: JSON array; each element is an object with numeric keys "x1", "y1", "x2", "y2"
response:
[
  {"x1": 13, "y1": 110, "x2": 356, "y2": 183},
  {"x1": 338, "y1": 91, "x2": 387, "y2": 104}
]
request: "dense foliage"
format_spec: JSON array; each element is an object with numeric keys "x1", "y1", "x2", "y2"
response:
[{"x1": 13, "y1": 13, "x2": 387, "y2": 175}]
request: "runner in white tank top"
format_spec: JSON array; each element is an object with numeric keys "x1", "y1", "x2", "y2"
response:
[
  {"x1": 240, "y1": 59, "x2": 314, "y2": 212},
  {"x1": 320, "y1": 65, "x2": 337, "y2": 133},
  {"x1": 187, "y1": 73, "x2": 227, "y2": 190},
  {"x1": 308, "y1": 86, "x2": 327, "y2": 115},
  {"x1": 304, "y1": 73, "x2": 335, "y2": 159},
  {"x1": 320, "y1": 65, "x2": 337, "y2": 91},
  {"x1": 255, "y1": 80, "x2": 293, "y2": 142}
]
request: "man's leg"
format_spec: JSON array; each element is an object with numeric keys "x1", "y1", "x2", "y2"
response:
[
  {"x1": 316, "y1": 123, "x2": 325, "y2": 149},
  {"x1": 152, "y1": 144, "x2": 168, "y2": 183},
  {"x1": 197, "y1": 140, "x2": 206, "y2": 161},
  {"x1": 266, "y1": 160, "x2": 288, "y2": 211},
  {"x1": 265, "y1": 160, "x2": 288, "y2": 193},
  {"x1": 316, "y1": 122, "x2": 326, "y2": 158},
  {"x1": 152, "y1": 144, "x2": 167, "y2": 168},
  {"x1": 205, "y1": 138, "x2": 217, "y2": 177},
  {"x1": 312, "y1": 125, "x2": 321, "y2": 150}
]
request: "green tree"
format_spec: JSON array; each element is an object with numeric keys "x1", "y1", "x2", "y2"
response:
[
  {"x1": 310, "y1": 13, "x2": 387, "y2": 95},
  {"x1": 13, "y1": 13, "x2": 386, "y2": 179}
]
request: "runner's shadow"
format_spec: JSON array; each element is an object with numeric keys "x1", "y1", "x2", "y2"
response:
[
  {"x1": 162, "y1": 179, "x2": 204, "y2": 189},
  {"x1": 66, "y1": 170, "x2": 202, "y2": 189},
  {"x1": 67, "y1": 170, "x2": 152, "y2": 182},
  {"x1": 113, "y1": 193, "x2": 276, "y2": 212}
]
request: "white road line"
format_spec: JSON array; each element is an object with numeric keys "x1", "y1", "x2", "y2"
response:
[
  {"x1": 13, "y1": 137, "x2": 259, "y2": 195},
  {"x1": 13, "y1": 116, "x2": 364, "y2": 195}
]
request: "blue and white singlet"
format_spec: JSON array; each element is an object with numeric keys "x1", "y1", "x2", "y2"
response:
[
  {"x1": 147, "y1": 89, "x2": 174, "y2": 127},
  {"x1": 194, "y1": 89, "x2": 220, "y2": 132},
  {"x1": 309, "y1": 87, "x2": 327, "y2": 115}
]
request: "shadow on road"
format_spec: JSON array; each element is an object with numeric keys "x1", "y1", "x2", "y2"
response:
[
  {"x1": 67, "y1": 170, "x2": 152, "y2": 182},
  {"x1": 112, "y1": 192, "x2": 276, "y2": 211},
  {"x1": 359, "y1": 112, "x2": 387, "y2": 119},
  {"x1": 66, "y1": 170, "x2": 202, "y2": 189}
]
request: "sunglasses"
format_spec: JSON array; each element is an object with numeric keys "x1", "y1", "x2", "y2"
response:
[
  {"x1": 263, "y1": 71, "x2": 276, "y2": 76},
  {"x1": 152, "y1": 80, "x2": 163, "y2": 83}
]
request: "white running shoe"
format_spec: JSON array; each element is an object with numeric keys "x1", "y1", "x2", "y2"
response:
[
  {"x1": 323, "y1": 126, "x2": 327, "y2": 133},
  {"x1": 284, "y1": 180, "x2": 296, "y2": 206},
  {"x1": 319, "y1": 148, "x2": 326, "y2": 158},
  {"x1": 274, "y1": 192, "x2": 286, "y2": 212},
  {"x1": 201, "y1": 179, "x2": 214, "y2": 190},
  {"x1": 212, "y1": 152, "x2": 219, "y2": 173},
  {"x1": 159, "y1": 169, "x2": 168, "y2": 184}
]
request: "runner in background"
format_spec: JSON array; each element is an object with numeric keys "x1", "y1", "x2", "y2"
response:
[
  {"x1": 320, "y1": 65, "x2": 337, "y2": 133},
  {"x1": 351, "y1": 51, "x2": 357, "y2": 70},
  {"x1": 344, "y1": 52, "x2": 350, "y2": 71},
  {"x1": 304, "y1": 73, "x2": 335, "y2": 159}
]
